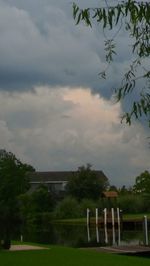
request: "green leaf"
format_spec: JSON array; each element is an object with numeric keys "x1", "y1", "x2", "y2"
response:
[
  {"x1": 76, "y1": 12, "x2": 81, "y2": 25},
  {"x1": 73, "y1": 3, "x2": 79, "y2": 19}
]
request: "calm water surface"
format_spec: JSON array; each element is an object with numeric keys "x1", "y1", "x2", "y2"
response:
[{"x1": 20, "y1": 224, "x2": 148, "y2": 247}]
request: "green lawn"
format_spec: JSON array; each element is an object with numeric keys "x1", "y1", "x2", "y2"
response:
[
  {"x1": 0, "y1": 246, "x2": 150, "y2": 266},
  {"x1": 123, "y1": 213, "x2": 150, "y2": 220},
  {"x1": 54, "y1": 213, "x2": 150, "y2": 224}
]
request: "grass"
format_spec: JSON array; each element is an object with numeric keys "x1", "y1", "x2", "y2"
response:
[
  {"x1": 54, "y1": 213, "x2": 150, "y2": 225},
  {"x1": 123, "y1": 213, "x2": 150, "y2": 220},
  {"x1": 0, "y1": 245, "x2": 150, "y2": 266},
  {"x1": 53, "y1": 218, "x2": 86, "y2": 224}
]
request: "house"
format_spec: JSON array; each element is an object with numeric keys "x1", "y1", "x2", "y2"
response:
[
  {"x1": 28, "y1": 170, "x2": 108, "y2": 196},
  {"x1": 102, "y1": 191, "x2": 118, "y2": 198},
  {"x1": 102, "y1": 191, "x2": 118, "y2": 208}
]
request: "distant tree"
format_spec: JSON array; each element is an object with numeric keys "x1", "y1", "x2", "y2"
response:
[
  {"x1": 109, "y1": 185, "x2": 118, "y2": 192},
  {"x1": 79, "y1": 198, "x2": 97, "y2": 217},
  {"x1": 53, "y1": 197, "x2": 80, "y2": 219},
  {"x1": 119, "y1": 185, "x2": 133, "y2": 195},
  {"x1": 73, "y1": 1, "x2": 150, "y2": 127},
  {"x1": 118, "y1": 194, "x2": 145, "y2": 213},
  {"x1": 19, "y1": 185, "x2": 55, "y2": 236},
  {"x1": 133, "y1": 170, "x2": 150, "y2": 194},
  {"x1": 30, "y1": 185, "x2": 54, "y2": 213},
  {"x1": 66, "y1": 164, "x2": 109, "y2": 201},
  {"x1": 0, "y1": 149, "x2": 34, "y2": 249}
]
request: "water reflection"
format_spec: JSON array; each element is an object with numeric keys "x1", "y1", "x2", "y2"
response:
[
  {"x1": 104, "y1": 224, "x2": 108, "y2": 244},
  {"x1": 87, "y1": 224, "x2": 91, "y2": 242},
  {"x1": 96, "y1": 225, "x2": 99, "y2": 243},
  {"x1": 19, "y1": 223, "x2": 149, "y2": 248}
]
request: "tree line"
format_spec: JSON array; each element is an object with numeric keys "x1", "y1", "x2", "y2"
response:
[{"x1": 0, "y1": 150, "x2": 150, "y2": 249}]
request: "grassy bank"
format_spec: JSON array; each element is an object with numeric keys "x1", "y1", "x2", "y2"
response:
[
  {"x1": 54, "y1": 213, "x2": 150, "y2": 225},
  {"x1": 123, "y1": 214, "x2": 150, "y2": 221},
  {"x1": 0, "y1": 246, "x2": 150, "y2": 266}
]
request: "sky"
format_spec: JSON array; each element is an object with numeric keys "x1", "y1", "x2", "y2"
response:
[{"x1": 0, "y1": 0, "x2": 149, "y2": 187}]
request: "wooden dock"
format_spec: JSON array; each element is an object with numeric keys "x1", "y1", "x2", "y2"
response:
[{"x1": 83, "y1": 245, "x2": 150, "y2": 255}]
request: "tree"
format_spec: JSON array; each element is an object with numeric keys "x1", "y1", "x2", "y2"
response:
[
  {"x1": 133, "y1": 170, "x2": 150, "y2": 194},
  {"x1": 66, "y1": 164, "x2": 109, "y2": 201},
  {"x1": 19, "y1": 185, "x2": 54, "y2": 222},
  {"x1": 53, "y1": 197, "x2": 80, "y2": 219},
  {"x1": 0, "y1": 149, "x2": 34, "y2": 249},
  {"x1": 19, "y1": 185, "x2": 55, "y2": 237},
  {"x1": 30, "y1": 185, "x2": 54, "y2": 213},
  {"x1": 73, "y1": 1, "x2": 150, "y2": 126},
  {"x1": 119, "y1": 185, "x2": 133, "y2": 195}
]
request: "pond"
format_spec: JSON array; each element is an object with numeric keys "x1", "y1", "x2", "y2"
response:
[{"x1": 19, "y1": 224, "x2": 149, "y2": 248}]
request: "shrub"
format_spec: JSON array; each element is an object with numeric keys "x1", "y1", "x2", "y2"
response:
[
  {"x1": 79, "y1": 199, "x2": 97, "y2": 217},
  {"x1": 53, "y1": 197, "x2": 81, "y2": 219},
  {"x1": 118, "y1": 195, "x2": 145, "y2": 213}
]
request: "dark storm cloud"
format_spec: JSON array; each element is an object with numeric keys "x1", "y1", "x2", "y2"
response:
[{"x1": 0, "y1": 0, "x2": 134, "y2": 99}]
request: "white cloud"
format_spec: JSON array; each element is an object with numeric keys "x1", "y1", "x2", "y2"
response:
[{"x1": 0, "y1": 86, "x2": 149, "y2": 186}]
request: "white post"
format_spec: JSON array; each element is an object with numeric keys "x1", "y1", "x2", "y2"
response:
[
  {"x1": 111, "y1": 208, "x2": 115, "y2": 245},
  {"x1": 111, "y1": 208, "x2": 115, "y2": 227},
  {"x1": 104, "y1": 208, "x2": 108, "y2": 244},
  {"x1": 117, "y1": 208, "x2": 121, "y2": 245},
  {"x1": 87, "y1": 208, "x2": 90, "y2": 226},
  {"x1": 96, "y1": 208, "x2": 98, "y2": 226},
  {"x1": 20, "y1": 235, "x2": 23, "y2": 243},
  {"x1": 87, "y1": 224, "x2": 91, "y2": 242},
  {"x1": 144, "y1": 215, "x2": 148, "y2": 246},
  {"x1": 86, "y1": 208, "x2": 91, "y2": 242},
  {"x1": 96, "y1": 225, "x2": 100, "y2": 243},
  {"x1": 104, "y1": 208, "x2": 107, "y2": 227}
]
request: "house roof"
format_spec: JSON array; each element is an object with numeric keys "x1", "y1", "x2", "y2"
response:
[
  {"x1": 102, "y1": 191, "x2": 118, "y2": 198},
  {"x1": 28, "y1": 170, "x2": 108, "y2": 183}
]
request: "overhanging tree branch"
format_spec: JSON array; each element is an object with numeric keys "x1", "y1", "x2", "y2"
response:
[{"x1": 73, "y1": 0, "x2": 150, "y2": 126}]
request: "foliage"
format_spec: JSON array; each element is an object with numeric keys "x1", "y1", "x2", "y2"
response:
[
  {"x1": 19, "y1": 185, "x2": 55, "y2": 238},
  {"x1": 119, "y1": 185, "x2": 133, "y2": 195},
  {"x1": 133, "y1": 170, "x2": 150, "y2": 194},
  {"x1": 73, "y1": 1, "x2": 150, "y2": 126},
  {"x1": 79, "y1": 198, "x2": 97, "y2": 217},
  {"x1": 0, "y1": 149, "x2": 34, "y2": 249},
  {"x1": 66, "y1": 164, "x2": 109, "y2": 201},
  {"x1": 53, "y1": 197, "x2": 80, "y2": 219},
  {"x1": 30, "y1": 185, "x2": 54, "y2": 213},
  {"x1": 108, "y1": 185, "x2": 118, "y2": 192},
  {"x1": 118, "y1": 194, "x2": 146, "y2": 213}
]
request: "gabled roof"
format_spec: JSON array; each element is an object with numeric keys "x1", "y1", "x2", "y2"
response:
[
  {"x1": 102, "y1": 191, "x2": 118, "y2": 198},
  {"x1": 28, "y1": 170, "x2": 108, "y2": 183}
]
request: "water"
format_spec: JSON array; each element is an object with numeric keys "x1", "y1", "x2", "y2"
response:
[{"x1": 20, "y1": 224, "x2": 148, "y2": 248}]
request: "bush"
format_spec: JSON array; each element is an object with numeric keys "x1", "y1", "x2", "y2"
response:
[
  {"x1": 53, "y1": 197, "x2": 81, "y2": 219},
  {"x1": 1, "y1": 239, "x2": 11, "y2": 250},
  {"x1": 79, "y1": 199, "x2": 97, "y2": 217},
  {"x1": 118, "y1": 195, "x2": 146, "y2": 213}
]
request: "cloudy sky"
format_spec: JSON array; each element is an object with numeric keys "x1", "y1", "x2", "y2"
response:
[{"x1": 0, "y1": 0, "x2": 149, "y2": 186}]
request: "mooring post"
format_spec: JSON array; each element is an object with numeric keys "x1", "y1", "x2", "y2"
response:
[
  {"x1": 144, "y1": 215, "x2": 148, "y2": 246},
  {"x1": 111, "y1": 208, "x2": 115, "y2": 245},
  {"x1": 96, "y1": 225, "x2": 100, "y2": 243},
  {"x1": 87, "y1": 208, "x2": 90, "y2": 226},
  {"x1": 87, "y1": 224, "x2": 91, "y2": 242},
  {"x1": 117, "y1": 207, "x2": 121, "y2": 245},
  {"x1": 96, "y1": 208, "x2": 98, "y2": 226},
  {"x1": 104, "y1": 208, "x2": 108, "y2": 244},
  {"x1": 104, "y1": 208, "x2": 107, "y2": 227},
  {"x1": 86, "y1": 208, "x2": 91, "y2": 242},
  {"x1": 20, "y1": 235, "x2": 23, "y2": 243}
]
